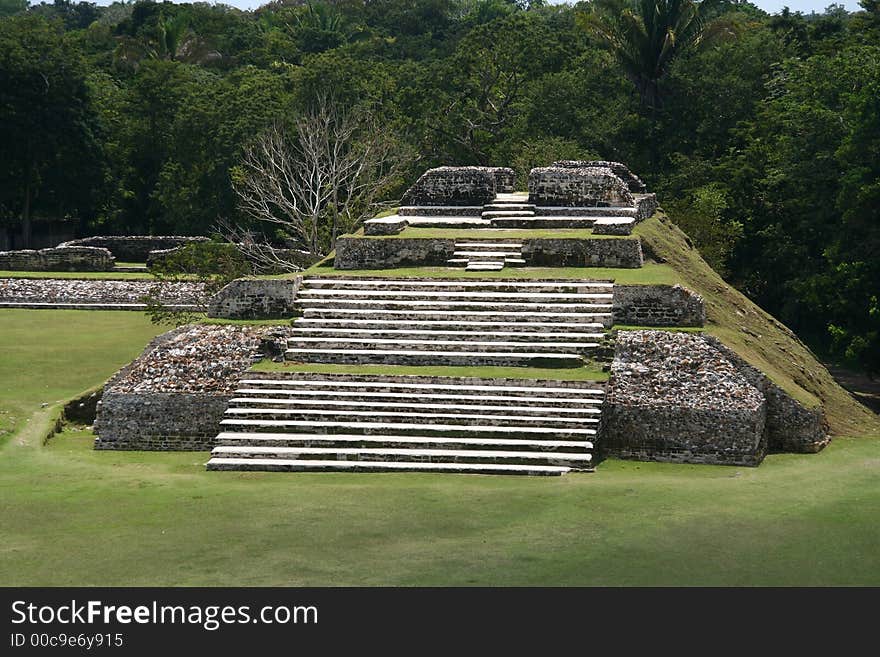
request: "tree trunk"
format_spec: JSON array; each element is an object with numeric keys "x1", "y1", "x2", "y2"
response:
[{"x1": 21, "y1": 158, "x2": 33, "y2": 249}]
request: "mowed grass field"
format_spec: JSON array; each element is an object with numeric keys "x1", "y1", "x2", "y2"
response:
[{"x1": 1, "y1": 309, "x2": 879, "y2": 586}]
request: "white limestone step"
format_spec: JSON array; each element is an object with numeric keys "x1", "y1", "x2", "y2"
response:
[
  {"x1": 283, "y1": 348, "x2": 586, "y2": 366},
  {"x1": 287, "y1": 337, "x2": 600, "y2": 349},
  {"x1": 453, "y1": 242, "x2": 524, "y2": 248},
  {"x1": 229, "y1": 397, "x2": 602, "y2": 415},
  {"x1": 219, "y1": 418, "x2": 598, "y2": 438},
  {"x1": 225, "y1": 407, "x2": 600, "y2": 425},
  {"x1": 481, "y1": 211, "x2": 536, "y2": 218},
  {"x1": 293, "y1": 318, "x2": 608, "y2": 330},
  {"x1": 298, "y1": 299, "x2": 614, "y2": 311},
  {"x1": 215, "y1": 432, "x2": 593, "y2": 450},
  {"x1": 300, "y1": 309, "x2": 614, "y2": 325},
  {"x1": 206, "y1": 458, "x2": 572, "y2": 475},
  {"x1": 233, "y1": 389, "x2": 603, "y2": 406},
  {"x1": 465, "y1": 263, "x2": 504, "y2": 271},
  {"x1": 211, "y1": 445, "x2": 592, "y2": 464},
  {"x1": 298, "y1": 289, "x2": 612, "y2": 301},
  {"x1": 481, "y1": 204, "x2": 535, "y2": 211},
  {"x1": 239, "y1": 378, "x2": 605, "y2": 396},
  {"x1": 290, "y1": 327, "x2": 606, "y2": 339},
  {"x1": 452, "y1": 251, "x2": 522, "y2": 258},
  {"x1": 301, "y1": 279, "x2": 614, "y2": 289}
]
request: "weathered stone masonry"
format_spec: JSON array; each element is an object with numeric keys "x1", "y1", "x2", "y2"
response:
[
  {"x1": 0, "y1": 246, "x2": 114, "y2": 272},
  {"x1": 59, "y1": 235, "x2": 209, "y2": 262},
  {"x1": 600, "y1": 331, "x2": 768, "y2": 466},
  {"x1": 528, "y1": 166, "x2": 635, "y2": 207},
  {"x1": 93, "y1": 325, "x2": 282, "y2": 451},
  {"x1": 613, "y1": 284, "x2": 705, "y2": 327},
  {"x1": 401, "y1": 167, "x2": 497, "y2": 206},
  {"x1": 334, "y1": 236, "x2": 644, "y2": 269},
  {"x1": 208, "y1": 277, "x2": 302, "y2": 319}
]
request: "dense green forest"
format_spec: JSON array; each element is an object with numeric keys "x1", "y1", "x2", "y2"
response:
[{"x1": 0, "y1": 0, "x2": 878, "y2": 373}]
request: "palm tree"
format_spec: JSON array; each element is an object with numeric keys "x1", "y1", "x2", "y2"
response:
[
  {"x1": 114, "y1": 14, "x2": 222, "y2": 70},
  {"x1": 578, "y1": 0, "x2": 735, "y2": 110}
]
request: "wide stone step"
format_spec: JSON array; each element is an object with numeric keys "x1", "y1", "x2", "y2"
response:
[
  {"x1": 481, "y1": 211, "x2": 536, "y2": 219},
  {"x1": 283, "y1": 348, "x2": 586, "y2": 367},
  {"x1": 219, "y1": 418, "x2": 597, "y2": 440},
  {"x1": 233, "y1": 389, "x2": 603, "y2": 409},
  {"x1": 238, "y1": 378, "x2": 605, "y2": 398},
  {"x1": 290, "y1": 327, "x2": 606, "y2": 340},
  {"x1": 297, "y1": 289, "x2": 610, "y2": 301},
  {"x1": 223, "y1": 406, "x2": 599, "y2": 427},
  {"x1": 206, "y1": 457, "x2": 573, "y2": 475},
  {"x1": 216, "y1": 432, "x2": 592, "y2": 451},
  {"x1": 292, "y1": 318, "x2": 608, "y2": 331},
  {"x1": 300, "y1": 308, "x2": 614, "y2": 325},
  {"x1": 215, "y1": 431, "x2": 593, "y2": 451},
  {"x1": 534, "y1": 206, "x2": 638, "y2": 217},
  {"x1": 452, "y1": 250, "x2": 522, "y2": 258},
  {"x1": 490, "y1": 217, "x2": 598, "y2": 229},
  {"x1": 300, "y1": 278, "x2": 614, "y2": 292},
  {"x1": 453, "y1": 242, "x2": 524, "y2": 248},
  {"x1": 229, "y1": 397, "x2": 602, "y2": 416},
  {"x1": 481, "y1": 204, "x2": 536, "y2": 212},
  {"x1": 286, "y1": 337, "x2": 600, "y2": 352},
  {"x1": 297, "y1": 299, "x2": 614, "y2": 313},
  {"x1": 464, "y1": 263, "x2": 504, "y2": 271},
  {"x1": 210, "y1": 445, "x2": 591, "y2": 467}
]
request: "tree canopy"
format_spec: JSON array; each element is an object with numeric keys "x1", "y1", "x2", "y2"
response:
[{"x1": 1, "y1": 0, "x2": 879, "y2": 373}]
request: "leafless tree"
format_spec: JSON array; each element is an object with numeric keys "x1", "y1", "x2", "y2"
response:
[{"x1": 229, "y1": 96, "x2": 408, "y2": 268}]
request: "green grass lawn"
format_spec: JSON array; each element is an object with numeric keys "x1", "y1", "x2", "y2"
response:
[
  {"x1": 1, "y1": 309, "x2": 879, "y2": 585},
  {"x1": 300, "y1": 262, "x2": 681, "y2": 285}
]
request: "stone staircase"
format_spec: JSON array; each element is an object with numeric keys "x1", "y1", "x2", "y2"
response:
[
  {"x1": 206, "y1": 373, "x2": 603, "y2": 475},
  {"x1": 481, "y1": 192, "x2": 537, "y2": 226},
  {"x1": 447, "y1": 241, "x2": 525, "y2": 271},
  {"x1": 286, "y1": 277, "x2": 613, "y2": 367}
]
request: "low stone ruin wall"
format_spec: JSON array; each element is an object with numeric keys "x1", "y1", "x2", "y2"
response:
[
  {"x1": 94, "y1": 324, "x2": 288, "y2": 451},
  {"x1": 208, "y1": 277, "x2": 302, "y2": 319},
  {"x1": 59, "y1": 236, "x2": 209, "y2": 262},
  {"x1": 334, "y1": 237, "x2": 457, "y2": 269},
  {"x1": 0, "y1": 246, "x2": 114, "y2": 272},
  {"x1": 528, "y1": 166, "x2": 635, "y2": 207},
  {"x1": 613, "y1": 284, "x2": 705, "y2": 327},
  {"x1": 704, "y1": 336, "x2": 829, "y2": 453},
  {"x1": 334, "y1": 236, "x2": 643, "y2": 269},
  {"x1": 401, "y1": 167, "x2": 497, "y2": 206},
  {"x1": 553, "y1": 160, "x2": 647, "y2": 193},
  {"x1": 600, "y1": 330, "x2": 768, "y2": 465},
  {"x1": 0, "y1": 278, "x2": 204, "y2": 308},
  {"x1": 488, "y1": 167, "x2": 516, "y2": 193},
  {"x1": 634, "y1": 194, "x2": 658, "y2": 221},
  {"x1": 521, "y1": 238, "x2": 643, "y2": 268}
]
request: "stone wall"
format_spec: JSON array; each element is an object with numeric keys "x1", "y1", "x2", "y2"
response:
[
  {"x1": 487, "y1": 167, "x2": 516, "y2": 193},
  {"x1": 401, "y1": 167, "x2": 497, "y2": 206},
  {"x1": 334, "y1": 236, "x2": 643, "y2": 269},
  {"x1": 94, "y1": 392, "x2": 231, "y2": 450},
  {"x1": 634, "y1": 194, "x2": 659, "y2": 221},
  {"x1": 613, "y1": 284, "x2": 705, "y2": 327},
  {"x1": 93, "y1": 325, "x2": 281, "y2": 451},
  {"x1": 59, "y1": 235, "x2": 209, "y2": 261},
  {"x1": 521, "y1": 237, "x2": 643, "y2": 268},
  {"x1": 553, "y1": 160, "x2": 647, "y2": 193},
  {"x1": 334, "y1": 237, "x2": 457, "y2": 269},
  {"x1": 704, "y1": 336, "x2": 829, "y2": 453},
  {"x1": 208, "y1": 277, "x2": 302, "y2": 319},
  {"x1": 528, "y1": 166, "x2": 635, "y2": 207},
  {"x1": 0, "y1": 246, "x2": 114, "y2": 271},
  {"x1": 600, "y1": 330, "x2": 768, "y2": 465}
]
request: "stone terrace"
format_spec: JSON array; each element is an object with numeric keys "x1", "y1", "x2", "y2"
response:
[
  {"x1": 0, "y1": 278, "x2": 204, "y2": 310},
  {"x1": 207, "y1": 372, "x2": 602, "y2": 475}
]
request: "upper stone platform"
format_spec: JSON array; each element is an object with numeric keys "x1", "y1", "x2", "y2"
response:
[{"x1": 366, "y1": 161, "x2": 657, "y2": 238}]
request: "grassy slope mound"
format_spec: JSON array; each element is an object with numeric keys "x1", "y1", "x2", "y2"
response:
[{"x1": 637, "y1": 213, "x2": 878, "y2": 436}]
